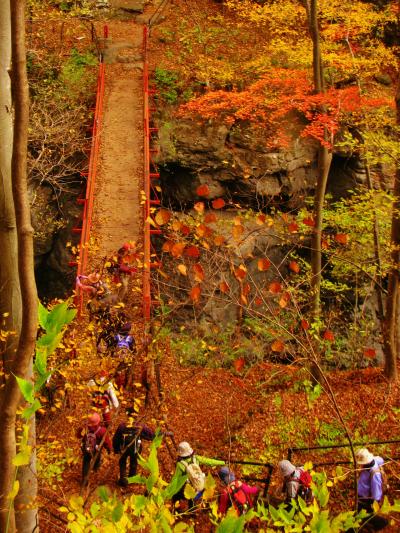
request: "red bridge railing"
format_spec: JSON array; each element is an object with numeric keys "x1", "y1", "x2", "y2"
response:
[
  {"x1": 74, "y1": 28, "x2": 107, "y2": 315},
  {"x1": 143, "y1": 25, "x2": 161, "y2": 326}
]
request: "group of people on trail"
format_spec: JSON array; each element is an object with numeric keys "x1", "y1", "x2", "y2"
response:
[
  {"x1": 279, "y1": 448, "x2": 389, "y2": 531},
  {"x1": 77, "y1": 410, "x2": 391, "y2": 528}
]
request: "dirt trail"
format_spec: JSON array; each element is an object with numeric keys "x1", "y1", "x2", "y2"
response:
[{"x1": 90, "y1": 21, "x2": 144, "y2": 260}]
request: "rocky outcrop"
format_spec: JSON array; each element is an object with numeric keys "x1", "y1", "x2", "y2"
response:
[
  {"x1": 157, "y1": 117, "x2": 320, "y2": 207},
  {"x1": 31, "y1": 186, "x2": 81, "y2": 298}
]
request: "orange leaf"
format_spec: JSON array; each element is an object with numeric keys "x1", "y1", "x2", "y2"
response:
[
  {"x1": 303, "y1": 216, "x2": 315, "y2": 227},
  {"x1": 193, "y1": 263, "x2": 205, "y2": 282},
  {"x1": 177, "y1": 264, "x2": 187, "y2": 276},
  {"x1": 214, "y1": 235, "x2": 226, "y2": 246},
  {"x1": 240, "y1": 293, "x2": 248, "y2": 305},
  {"x1": 190, "y1": 285, "x2": 201, "y2": 303},
  {"x1": 364, "y1": 348, "x2": 376, "y2": 358},
  {"x1": 242, "y1": 283, "x2": 251, "y2": 296},
  {"x1": 271, "y1": 340, "x2": 285, "y2": 352},
  {"x1": 184, "y1": 246, "x2": 200, "y2": 258},
  {"x1": 288, "y1": 222, "x2": 299, "y2": 233},
  {"x1": 155, "y1": 209, "x2": 171, "y2": 226},
  {"x1": 172, "y1": 220, "x2": 182, "y2": 232},
  {"x1": 196, "y1": 223, "x2": 210, "y2": 238},
  {"x1": 254, "y1": 296, "x2": 263, "y2": 306},
  {"x1": 194, "y1": 202, "x2": 205, "y2": 213},
  {"x1": 171, "y1": 243, "x2": 186, "y2": 257},
  {"x1": 234, "y1": 265, "x2": 247, "y2": 281},
  {"x1": 335, "y1": 233, "x2": 349, "y2": 245},
  {"x1": 204, "y1": 213, "x2": 218, "y2": 223},
  {"x1": 233, "y1": 357, "x2": 245, "y2": 372},
  {"x1": 256, "y1": 214, "x2": 266, "y2": 225},
  {"x1": 322, "y1": 239, "x2": 329, "y2": 250},
  {"x1": 219, "y1": 281, "x2": 230, "y2": 293},
  {"x1": 196, "y1": 184, "x2": 210, "y2": 197},
  {"x1": 269, "y1": 281, "x2": 282, "y2": 294},
  {"x1": 323, "y1": 330, "x2": 335, "y2": 342},
  {"x1": 289, "y1": 260, "x2": 300, "y2": 273},
  {"x1": 279, "y1": 292, "x2": 290, "y2": 308},
  {"x1": 212, "y1": 198, "x2": 225, "y2": 209},
  {"x1": 232, "y1": 225, "x2": 244, "y2": 240},
  {"x1": 258, "y1": 258, "x2": 271, "y2": 271},
  {"x1": 180, "y1": 225, "x2": 191, "y2": 236},
  {"x1": 162, "y1": 240, "x2": 173, "y2": 253},
  {"x1": 301, "y1": 319, "x2": 310, "y2": 330}
]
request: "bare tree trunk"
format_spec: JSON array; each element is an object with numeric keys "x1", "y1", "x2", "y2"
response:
[
  {"x1": 0, "y1": 0, "x2": 21, "y2": 375},
  {"x1": 306, "y1": 0, "x2": 333, "y2": 382},
  {"x1": 383, "y1": 78, "x2": 400, "y2": 381},
  {"x1": 0, "y1": 1, "x2": 38, "y2": 531}
]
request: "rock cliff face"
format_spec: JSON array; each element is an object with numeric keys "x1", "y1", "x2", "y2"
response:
[
  {"x1": 157, "y1": 118, "x2": 320, "y2": 207},
  {"x1": 32, "y1": 185, "x2": 81, "y2": 299}
]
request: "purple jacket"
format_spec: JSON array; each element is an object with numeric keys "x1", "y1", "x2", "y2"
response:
[{"x1": 357, "y1": 456, "x2": 384, "y2": 501}]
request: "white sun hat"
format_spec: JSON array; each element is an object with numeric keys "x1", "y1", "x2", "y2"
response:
[
  {"x1": 355, "y1": 448, "x2": 374, "y2": 465},
  {"x1": 177, "y1": 441, "x2": 194, "y2": 457}
]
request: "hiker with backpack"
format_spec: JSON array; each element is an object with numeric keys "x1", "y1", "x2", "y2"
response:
[
  {"x1": 355, "y1": 448, "x2": 389, "y2": 531},
  {"x1": 217, "y1": 467, "x2": 260, "y2": 516},
  {"x1": 77, "y1": 412, "x2": 112, "y2": 487},
  {"x1": 278, "y1": 459, "x2": 314, "y2": 508},
  {"x1": 113, "y1": 408, "x2": 173, "y2": 487},
  {"x1": 170, "y1": 441, "x2": 225, "y2": 512},
  {"x1": 88, "y1": 372, "x2": 119, "y2": 427}
]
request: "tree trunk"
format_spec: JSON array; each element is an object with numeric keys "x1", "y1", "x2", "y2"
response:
[
  {"x1": 383, "y1": 78, "x2": 400, "y2": 381},
  {"x1": 306, "y1": 0, "x2": 333, "y2": 382},
  {"x1": 0, "y1": 0, "x2": 21, "y2": 376},
  {"x1": 0, "y1": 1, "x2": 38, "y2": 531}
]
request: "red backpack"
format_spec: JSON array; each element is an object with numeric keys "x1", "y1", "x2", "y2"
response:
[
  {"x1": 295, "y1": 469, "x2": 314, "y2": 504},
  {"x1": 227, "y1": 481, "x2": 252, "y2": 515}
]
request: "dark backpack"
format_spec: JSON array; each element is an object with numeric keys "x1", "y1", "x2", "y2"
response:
[
  {"x1": 121, "y1": 426, "x2": 141, "y2": 453},
  {"x1": 227, "y1": 481, "x2": 252, "y2": 515},
  {"x1": 83, "y1": 427, "x2": 101, "y2": 455},
  {"x1": 295, "y1": 469, "x2": 314, "y2": 504}
]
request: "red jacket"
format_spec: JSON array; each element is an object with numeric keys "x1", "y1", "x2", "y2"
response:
[
  {"x1": 77, "y1": 425, "x2": 112, "y2": 453},
  {"x1": 218, "y1": 480, "x2": 259, "y2": 515}
]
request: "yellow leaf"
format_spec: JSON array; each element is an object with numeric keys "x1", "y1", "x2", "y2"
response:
[
  {"x1": 7, "y1": 480, "x2": 19, "y2": 500},
  {"x1": 177, "y1": 264, "x2": 187, "y2": 276}
]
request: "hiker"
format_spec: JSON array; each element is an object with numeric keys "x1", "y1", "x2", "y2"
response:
[
  {"x1": 88, "y1": 373, "x2": 119, "y2": 426},
  {"x1": 96, "y1": 310, "x2": 128, "y2": 353},
  {"x1": 108, "y1": 242, "x2": 139, "y2": 283},
  {"x1": 115, "y1": 322, "x2": 136, "y2": 355},
  {"x1": 355, "y1": 448, "x2": 389, "y2": 531},
  {"x1": 170, "y1": 441, "x2": 225, "y2": 511},
  {"x1": 278, "y1": 459, "x2": 314, "y2": 508},
  {"x1": 217, "y1": 467, "x2": 260, "y2": 515},
  {"x1": 77, "y1": 412, "x2": 112, "y2": 487},
  {"x1": 76, "y1": 272, "x2": 108, "y2": 298},
  {"x1": 112, "y1": 408, "x2": 172, "y2": 487}
]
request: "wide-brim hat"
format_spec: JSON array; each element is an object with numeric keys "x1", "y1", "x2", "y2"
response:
[
  {"x1": 278, "y1": 459, "x2": 296, "y2": 477},
  {"x1": 356, "y1": 448, "x2": 374, "y2": 465},
  {"x1": 177, "y1": 441, "x2": 193, "y2": 457}
]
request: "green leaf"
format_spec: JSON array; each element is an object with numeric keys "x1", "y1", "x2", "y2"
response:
[
  {"x1": 184, "y1": 484, "x2": 196, "y2": 500},
  {"x1": 216, "y1": 513, "x2": 246, "y2": 533},
  {"x1": 38, "y1": 301, "x2": 49, "y2": 330},
  {"x1": 128, "y1": 474, "x2": 148, "y2": 485},
  {"x1": 111, "y1": 501, "x2": 124, "y2": 523},
  {"x1": 34, "y1": 371, "x2": 51, "y2": 393},
  {"x1": 34, "y1": 348, "x2": 48, "y2": 377},
  {"x1": 13, "y1": 445, "x2": 32, "y2": 466},
  {"x1": 7, "y1": 480, "x2": 20, "y2": 500},
  {"x1": 97, "y1": 486, "x2": 109, "y2": 502},
  {"x1": 15, "y1": 376, "x2": 34, "y2": 403},
  {"x1": 22, "y1": 399, "x2": 42, "y2": 420},
  {"x1": 46, "y1": 300, "x2": 76, "y2": 333}
]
